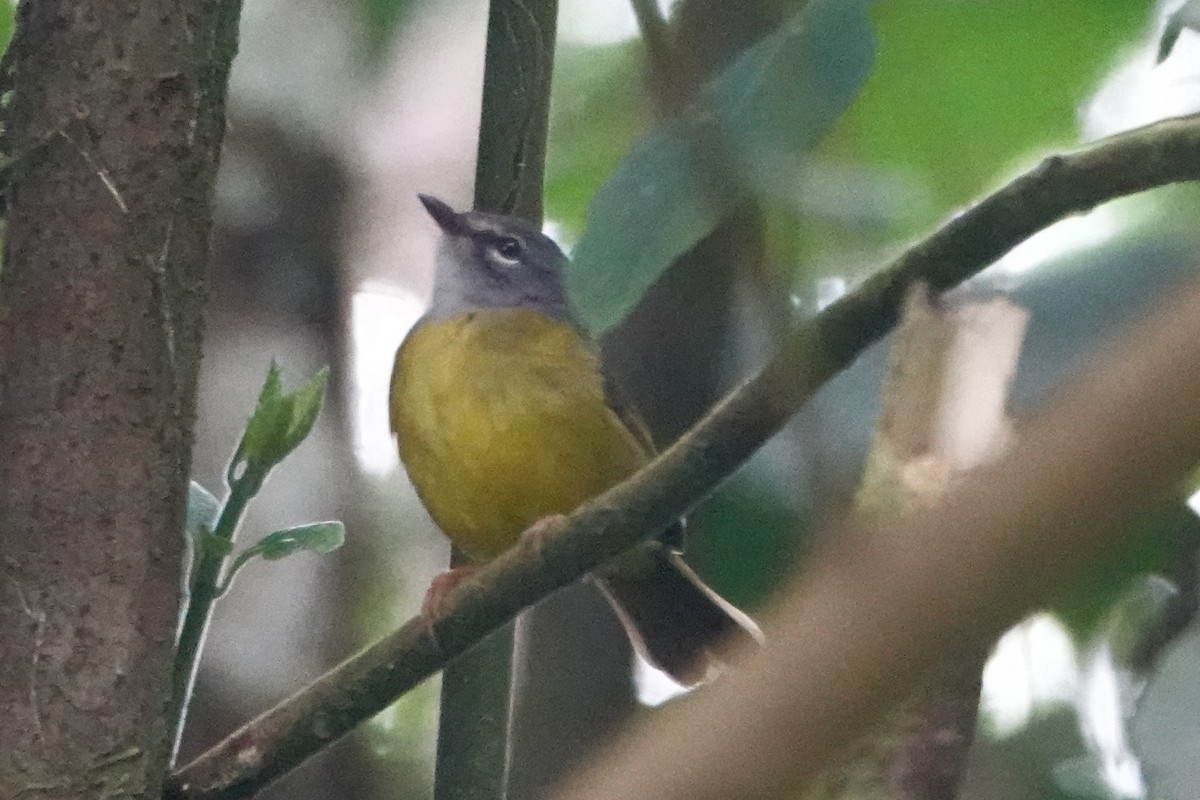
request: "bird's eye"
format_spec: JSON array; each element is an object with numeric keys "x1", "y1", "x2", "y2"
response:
[{"x1": 492, "y1": 236, "x2": 523, "y2": 262}]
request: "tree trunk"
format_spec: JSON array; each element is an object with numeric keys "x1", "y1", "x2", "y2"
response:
[{"x1": 0, "y1": 2, "x2": 237, "y2": 797}]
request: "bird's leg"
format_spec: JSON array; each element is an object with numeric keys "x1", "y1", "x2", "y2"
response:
[
  {"x1": 421, "y1": 515, "x2": 566, "y2": 623},
  {"x1": 420, "y1": 566, "x2": 479, "y2": 621}
]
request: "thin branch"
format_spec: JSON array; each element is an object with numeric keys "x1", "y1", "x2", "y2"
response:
[
  {"x1": 166, "y1": 113, "x2": 1200, "y2": 800},
  {"x1": 629, "y1": 0, "x2": 689, "y2": 113},
  {"x1": 629, "y1": 0, "x2": 670, "y2": 63}
]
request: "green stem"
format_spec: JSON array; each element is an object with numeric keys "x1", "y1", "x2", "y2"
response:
[{"x1": 169, "y1": 469, "x2": 262, "y2": 765}]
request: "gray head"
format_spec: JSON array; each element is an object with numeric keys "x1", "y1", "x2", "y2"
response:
[{"x1": 419, "y1": 195, "x2": 573, "y2": 323}]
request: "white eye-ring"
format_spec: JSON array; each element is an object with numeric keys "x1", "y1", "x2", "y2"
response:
[{"x1": 490, "y1": 236, "x2": 524, "y2": 265}]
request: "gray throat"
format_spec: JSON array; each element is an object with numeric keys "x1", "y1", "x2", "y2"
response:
[{"x1": 425, "y1": 242, "x2": 575, "y2": 324}]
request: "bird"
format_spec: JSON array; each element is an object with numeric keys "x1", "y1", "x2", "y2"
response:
[{"x1": 389, "y1": 194, "x2": 761, "y2": 686}]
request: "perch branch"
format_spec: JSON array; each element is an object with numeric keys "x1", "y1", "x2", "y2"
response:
[{"x1": 167, "y1": 112, "x2": 1200, "y2": 800}]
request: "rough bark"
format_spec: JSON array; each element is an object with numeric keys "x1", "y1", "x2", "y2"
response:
[{"x1": 0, "y1": 2, "x2": 237, "y2": 798}]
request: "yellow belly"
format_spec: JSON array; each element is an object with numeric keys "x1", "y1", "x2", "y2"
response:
[{"x1": 390, "y1": 309, "x2": 650, "y2": 561}]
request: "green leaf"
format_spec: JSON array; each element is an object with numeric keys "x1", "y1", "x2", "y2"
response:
[
  {"x1": 185, "y1": 481, "x2": 221, "y2": 542},
  {"x1": 546, "y1": 41, "x2": 646, "y2": 237},
  {"x1": 235, "y1": 361, "x2": 291, "y2": 470},
  {"x1": 257, "y1": 359, "x2": 285, "y2": 405},
  {"x1": 822, "y1": 0, "x2": 1154, "y2": 244},
  {"x1": 356, "y1": 0, "x2": 412, "y2": 67},
  {"x1": 218, "y1": 521, "x2": 346, "y2": 595},
  {"x1": 1159, "y1": 0, "x2": 1200, "y2": 62},
  {"x1": 0, "y1": 1, "x2": 14, "y2": 61},
  {"x1": 253, "y1": 521, "x2": 345, "y2": 561},
  {"x1": 281, "y1": 367, "x2": 329, "y2": 460},
  {"x1": 709, "y1": 0, "x2": 876, "y2": 200},
  {"x1": 229, "y1": 363, "x2": 329, "y2": 480},
  {"x1": 1105, "y1": 575, "x2": 1177, "y2": 664},
  {"x1": 567, "y1": 121, "x2": 729, "y2": 333},
  {"x1": 1053, "y1": 504, "x2": 1193, "y2": 638},
  {"x1": 566, "y1": 0, "x2": 875, "y2": 333}
]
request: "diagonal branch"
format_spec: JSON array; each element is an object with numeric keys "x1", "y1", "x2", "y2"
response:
[{"x1": 166, "y1": 112, "x2": 1200, "y2": 800}]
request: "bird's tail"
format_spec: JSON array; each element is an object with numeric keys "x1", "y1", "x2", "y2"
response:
[{"x1": 593, "y1": 543, "x2": 763, "y2": 687}]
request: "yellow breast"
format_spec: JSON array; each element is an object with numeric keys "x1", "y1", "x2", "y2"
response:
[{"x1": 389, "y1": 309, "x2": 650, "y2": 561}]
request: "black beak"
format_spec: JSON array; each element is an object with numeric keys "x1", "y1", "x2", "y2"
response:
[{"x1": 418, "y1": 194, "x2": 470, "y2": 236}]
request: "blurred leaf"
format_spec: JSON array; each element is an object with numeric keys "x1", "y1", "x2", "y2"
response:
[
  {"x1": 567, "y1": 121, "x2": 728, "y2": 333},
  {"x1": 185, "y1": 481, "x2": 221, "y2": 542},
  {"x1": 1053, "y1": 504, "x2": 1194, "y2": 638},
  {"x1": 709, "y1": 0, "x2": 876, "y2": 201},
  {"x1": 546, "y1": 42, "x2": 646, "y2": 237},
  {"x1": 356, "y1": 0, "x2": 412, "y2": 67},
  {"x1": 822, "y1": 0, "x2": 1155, "y2": 244},
  {"x1": 1052, "y1": 753, "x2": 1136, "y2": 800},
  {"x1": 0, "y1": 1, "x2": 13, "y2": 59},
  {"x1": 1106, "y1": 574, "x2": 1178, "y2": 665},
  {"x1": 686, "y1": 477, "x2": 809, "y2": 608},
  {"x1": 985, "y1": 705, "x2": 1095, "y2": 799},
  {"x1": 1159, "y1": 0, "x2": 1200, "y2": 62},
  {"x1": 219, "y1": 521, "x2": 345, "y2": 595},
  {"x1": 568, "y1": 0, "x2": 875, "y2": 333}
]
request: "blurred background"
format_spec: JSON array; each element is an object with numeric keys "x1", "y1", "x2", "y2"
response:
[{"x1": 153, "y1": 0, "x2": 1200, "y2": 798}]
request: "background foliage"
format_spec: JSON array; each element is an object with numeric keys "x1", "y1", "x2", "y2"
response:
[{"x1": 5, "y1": 0, "x2": 1199, "y2": 798}]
